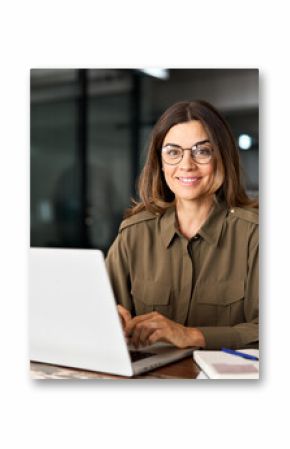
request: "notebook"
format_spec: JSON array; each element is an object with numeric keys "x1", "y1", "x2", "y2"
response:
[
  {"x1": 193, "y1": 349, "x2": 259, "y2": 379},
  {"x1": 29, "y1": 248, "x2": 193, "y2": 377}
]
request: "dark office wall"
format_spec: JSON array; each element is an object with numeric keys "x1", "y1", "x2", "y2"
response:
[
  {"x1": 30, "y1": 68, "x2": 259, "y2": 254},
  {"x1": 31, "y1": 69, "x2": 134, "y2": 252}
]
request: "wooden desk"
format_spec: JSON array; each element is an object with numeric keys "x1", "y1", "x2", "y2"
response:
[{"x1": 30, "y1": 356, "x2": 201, "y2": 379}]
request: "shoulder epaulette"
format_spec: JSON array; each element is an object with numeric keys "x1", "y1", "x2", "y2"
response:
[
  {"x1": 119, "y1": 210, "x2": 157, "y2": 232},
  {"x1": 228, "y1": 207, "x2": 259, "y2": 225}
]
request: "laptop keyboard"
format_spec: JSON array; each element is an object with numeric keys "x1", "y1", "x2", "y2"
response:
[{"x1": 130, "y1": 350, "x2": 155, "y2": 362}]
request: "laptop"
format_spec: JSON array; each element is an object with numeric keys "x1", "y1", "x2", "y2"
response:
[{"x1": 29, "y1": 248, "x2": 194, "y2": 377}]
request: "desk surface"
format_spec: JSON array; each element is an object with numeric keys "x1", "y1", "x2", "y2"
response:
[{"x1": 30, "y1": 356, "x2": 201, "y2": 379}]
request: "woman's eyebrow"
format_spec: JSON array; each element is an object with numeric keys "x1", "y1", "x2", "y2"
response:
[{"x1": 163, "y1": 139, "x2": 210, "y2": 147}]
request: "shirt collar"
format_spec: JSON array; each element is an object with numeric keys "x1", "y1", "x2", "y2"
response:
[
  {"x1": 159, "y1": 206, "x2": 178, "y2": 248},
  {"x1": 198, "y1": 200, "x2": 227, "y2": 245},
  {"x1": 160, "y1": 200, "x2": 228, "y2": 248}
]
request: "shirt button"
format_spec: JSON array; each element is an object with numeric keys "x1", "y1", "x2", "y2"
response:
[{"x1": 230, "y1": 209, "x2": 235, "y2": 213}]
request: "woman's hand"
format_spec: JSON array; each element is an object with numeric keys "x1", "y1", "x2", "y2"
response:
[
  {"x1": 117, "y1": 304, "x2": 132, "y2": 331},
  {"x1": 125, "y1": 311, "x2": 206, "y2": 349}
]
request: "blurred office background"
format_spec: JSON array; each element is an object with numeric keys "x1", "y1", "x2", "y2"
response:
[{"x1": 30, "y1": 68, "x2": 259, "y2": 254}]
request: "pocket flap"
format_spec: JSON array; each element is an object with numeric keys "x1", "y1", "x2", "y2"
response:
[
  {"x1": 131, "y1": 278, "x2": 170, "y2": 305},
  {"x1": 196, "y1": 280, "x2": 244, "y2": 306}
]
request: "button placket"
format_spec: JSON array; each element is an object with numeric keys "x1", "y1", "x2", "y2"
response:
[
  {"x1": 172, "y1": 238, "x2": 192, "y2": 324},
  {"x1": 186, "y1": 236, "x2": 203, "y2": 325}
]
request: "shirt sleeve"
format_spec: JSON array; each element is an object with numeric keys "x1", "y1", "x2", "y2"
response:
[
  {"x1": 105, "y1": 232, "x2": 135, "y2": 315},
  {"x1": 196, "y1": 224, "x2": 259, "y2": 350}
]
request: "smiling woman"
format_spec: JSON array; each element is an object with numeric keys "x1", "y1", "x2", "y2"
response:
[{"x1": 106, "y1": 100, "x2": 258, "y2": 351}]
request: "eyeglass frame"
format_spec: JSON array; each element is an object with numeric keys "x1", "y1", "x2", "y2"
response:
[{"x1": 160, "y1": 140, "x2": 214, "y2": 165}]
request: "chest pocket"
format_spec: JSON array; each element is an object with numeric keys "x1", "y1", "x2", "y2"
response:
[
  {"x1": 194, "y1": 280, "x2": 245, "y2": 326},
  {"x1": 131, "y1": 278, "x2": 171, "y2": 317}
]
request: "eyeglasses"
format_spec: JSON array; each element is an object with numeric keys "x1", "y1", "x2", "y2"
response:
[{"x1": 161, "y1": 143, "x2": 213, "y2": 165}]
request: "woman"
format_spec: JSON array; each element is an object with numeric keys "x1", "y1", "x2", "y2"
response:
[{"x1": 106, "y1": 100, "x2": 258, "y2": 350}]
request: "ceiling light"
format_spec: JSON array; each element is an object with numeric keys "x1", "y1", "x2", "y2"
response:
[
  {"x1": 139, "y1": 69, "x2": 169, "y2": 80},
  {"x1": 238, "y1": 134, "x2": 253, "y2": 150}
]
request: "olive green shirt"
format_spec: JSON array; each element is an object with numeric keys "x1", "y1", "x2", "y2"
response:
[{"x1": 105, "y1": 201, "x2": 259, "y2": 350}]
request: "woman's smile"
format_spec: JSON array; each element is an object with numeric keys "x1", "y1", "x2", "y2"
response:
[{"x1": 176, "y1": 175, "x2": 202, "y2": 186}]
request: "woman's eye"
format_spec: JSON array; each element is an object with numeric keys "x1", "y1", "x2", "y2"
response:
[
  {"x1": 197, "y1": 147, "x2": 211, "y2": 156},
  {"x1": 167, "y1": 148, "x2": 180, "y2": 157}
]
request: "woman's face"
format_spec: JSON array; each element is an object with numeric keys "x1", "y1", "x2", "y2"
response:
[{"x1": 161, "y1": 120, "x2": 215, "y2": 204}]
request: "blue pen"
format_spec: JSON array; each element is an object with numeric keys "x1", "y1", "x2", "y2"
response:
[{"x1": 221, "y1": 348, "x2": 259, "y2": 361}]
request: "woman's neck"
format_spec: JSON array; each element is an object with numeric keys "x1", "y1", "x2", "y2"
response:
[{"x1": 176, "y1": 196, "x2": 214, "y2": 239}]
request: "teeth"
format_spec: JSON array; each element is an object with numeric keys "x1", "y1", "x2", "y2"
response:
[{"x1": 178, "y1": 177, "x2": 199, "y2": 183}]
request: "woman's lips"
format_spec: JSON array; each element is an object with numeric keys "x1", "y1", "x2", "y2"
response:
[{"x1": 176, "y1": 176, "x2": 202, "y2": 186}]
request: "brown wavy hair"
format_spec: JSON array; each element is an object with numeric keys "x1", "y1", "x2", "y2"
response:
[{"x1": 126, "y1": 100, "x2": 258, "y2": 217}]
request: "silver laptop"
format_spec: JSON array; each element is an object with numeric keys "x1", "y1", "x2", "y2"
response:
[{"x1": 29, "y1": 248, "x2": 194, "y2": 377}]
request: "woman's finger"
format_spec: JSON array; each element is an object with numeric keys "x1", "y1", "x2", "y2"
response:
[
  {"x1": 138, "y1": 322, "x2": 159, "y2": 347},
  {"x1": 117, "y1": 305, "x2": 132, "y2": 329},
  {"x1": 148, "y1": 329, "x2": 166, "y2": 345},
  {"x1": 125, "y1": 312, "x2": 159, "y2": 337},
  {"x1": 130, "y1": 322, "x2": 144, "y2": 348},
  {"x1": 130, "y1": 317, "x2": 159, "y2": 348}
]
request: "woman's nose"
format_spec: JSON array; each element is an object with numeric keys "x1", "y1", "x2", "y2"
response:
[{"x1": 179, "y1": 150, "x2": 197, "y2": 170}]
